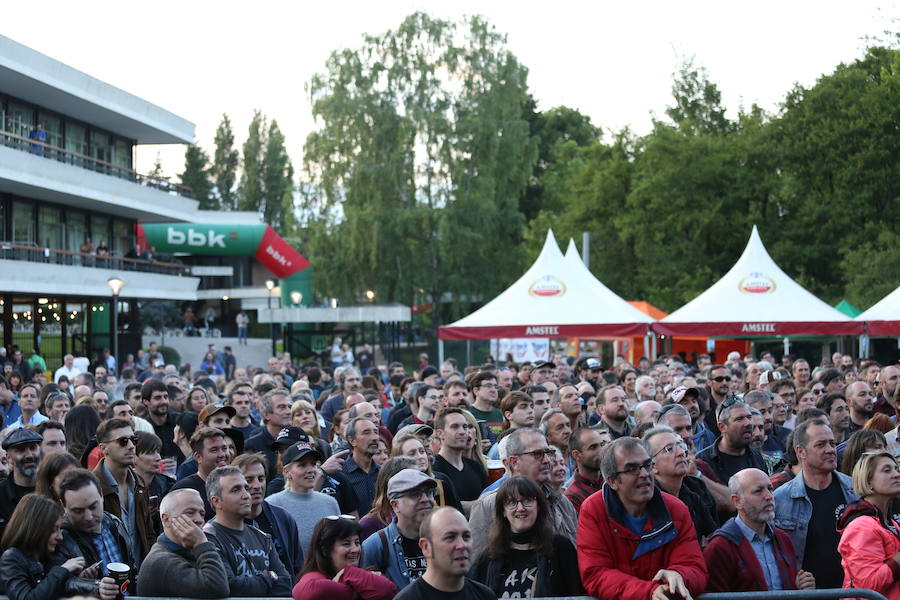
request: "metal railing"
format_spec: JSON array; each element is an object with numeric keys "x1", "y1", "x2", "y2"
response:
[
  {"x1": 0, "y1": 127, "x2": 193, "y2": 199},
  {"x1": 0, "y1": 588, "x2": 888, "y2": 600},
  {"x1": 0, "y1": 241, "x2": 191, "y2": 276}
]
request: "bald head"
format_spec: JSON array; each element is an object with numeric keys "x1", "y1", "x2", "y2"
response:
[
  {"x1": 349, "y1": 401, "x2": 380, "y2": 425},
  {"x1": 633, "y1": 400, "x2": 662, "y2": 425},
  {"x1": 729, "y1": 468, "x2": 775, "y2": 526},
  {"x1": 344, "y1": 393, "x2": 366, "y2": 410}
]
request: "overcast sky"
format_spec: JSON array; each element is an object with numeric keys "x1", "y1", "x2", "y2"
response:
[{"x1": 3, "y1": 1, "x2": 895, "y2": 176}]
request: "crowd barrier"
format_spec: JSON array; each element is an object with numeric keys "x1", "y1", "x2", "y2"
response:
[{"x1": 0, "y1": 590, "x2": 887, "y2": 600}]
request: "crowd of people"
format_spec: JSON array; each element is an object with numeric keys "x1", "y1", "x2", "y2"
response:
[{"x1": 0, "y1": 343, "x2": 897, "y2": 600}]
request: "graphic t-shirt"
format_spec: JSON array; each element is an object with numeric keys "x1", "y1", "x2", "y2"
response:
[
  {"x1": 804, "y1": 477, "x2": 848, "y2": 589},
  {"x1": 400, "y1": 534, "x2": 428, "y2": 581},
  {"x1": 497, "y1": 548, "x2": 538, "y2": 598},
  {"x1": 469, "y1": 406, "x2": 504, "y2": 437}
]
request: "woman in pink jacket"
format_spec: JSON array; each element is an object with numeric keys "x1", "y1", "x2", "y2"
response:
[
  {"x1": 293, "y1": 516, "x2": 396, "y2": 600},
  {"x1": 837, "y1": 451, "x2": 900, "y2": 600}
]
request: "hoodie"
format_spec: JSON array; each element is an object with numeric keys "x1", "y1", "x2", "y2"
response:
[{"x1": 837, "y1": 500, "x2": 900, "y2": 600}]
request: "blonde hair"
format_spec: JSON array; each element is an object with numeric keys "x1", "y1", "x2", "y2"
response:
[
  {"x1": 461, "y1": 409, "x2": 489, "y2": 472},
  {"x1": 291, "y1": 399, "x2": 321, "y2": 438},
  {"x1": 391, "y1": 433, "x2": 433, "y2": 476},
  {"x1": 852, "y1": 451, "x2": 899, "y2": 498}
]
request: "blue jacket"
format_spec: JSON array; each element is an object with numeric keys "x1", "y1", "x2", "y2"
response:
[
  {"x1": 359, "y1": 519, "x2": 415, "y2": 589},
  {"x1": 773, "y1": 469, "x2": 857, "y2": 565}
]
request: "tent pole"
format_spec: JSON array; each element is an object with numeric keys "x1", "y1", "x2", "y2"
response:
[
  {"x1": 581, "y1": 232, "x2": 590, "y2": 267},
  {"x1": 783, "y1": 336, "x2": 790, "y2": 357},
  {"x1": 438, "y1": 339, "x2": 445, "y2": 365},
  {"x1": 651, "y1": 332, "x2": 657, "y2": 361},
  {"x1": 643, "y1": 334, "x2": 649, "y2": 361},
  {"x1": 466, "y1": 340, "x2": 472, "y2": 368}
]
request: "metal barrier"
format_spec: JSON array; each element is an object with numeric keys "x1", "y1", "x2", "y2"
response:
[{"x1": 0, "y1": 590, "x2": 888, "y2": 600}]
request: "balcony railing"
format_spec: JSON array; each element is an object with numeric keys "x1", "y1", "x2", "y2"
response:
[
  {"x1": 0, "y1": 241, "x2": 191, "y2": 276},
  {"x1": 0, "y1": 128, "x2": 193, "y2": 199}
]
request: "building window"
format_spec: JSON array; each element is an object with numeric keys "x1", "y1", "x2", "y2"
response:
[{"x1": 12, "y1": 201, "x2": 34, "y2": 243}]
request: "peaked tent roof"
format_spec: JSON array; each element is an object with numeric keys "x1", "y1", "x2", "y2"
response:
[
  {"x1": 438, "y1": 231, "x2": 654, "y2": 340},
  {"x1": 834, "y1": 299, "x2": 862, "y2": 318},
  {"x1": 655, "y1": 226, "x2": 863, "y2": 337},
  {"x1": 857, "y1": 286, "x2": 900, "y2": 336}
]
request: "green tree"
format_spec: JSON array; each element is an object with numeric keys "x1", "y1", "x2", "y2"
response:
[
  {"x1": 238, "y1": 110, "x2": 266, "y2": 214},
  {"x1": 179, "y1": 144, "x2": 216, "y2": 208},
  {"x1": 212, "y1": 114, "x2": 240, "y2": 210},
  {"x1": 301, "y1": 12, "x2": 537, "y2": 328},
  {"x1": 147, "y1": 153, "x2": 164, "y2": 181},
  {"x1": 262, "y1": 120, "x2": 295, "y2": 234}
]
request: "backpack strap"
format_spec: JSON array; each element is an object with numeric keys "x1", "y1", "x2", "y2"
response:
[
  {"x1": 378, "y1": 528, "x2": 390, "y2": 574},
  {"x1": 435, "y1": 479, "x2": 446, "y2": 507}
]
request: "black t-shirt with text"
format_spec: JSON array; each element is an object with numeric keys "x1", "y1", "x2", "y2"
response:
[
  {"x1": 804, "y1": 477, "x2": 848, "y2": 589},
  {"x1": 497, "y1": 548, "x2": 537, "y2": 598},
  {"x1": 395, "y1": 577, "x2": 497, "y2": 600},
  {"x1": 400, "y1": 533, "x2": 427, "y2": 581}
]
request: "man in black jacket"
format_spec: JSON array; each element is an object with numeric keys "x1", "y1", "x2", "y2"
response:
[{"x1": 54, "y1": 468, "x2": 134, "y2": 594}]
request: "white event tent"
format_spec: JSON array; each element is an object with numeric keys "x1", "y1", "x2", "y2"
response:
[
  {"x1": 654, "y1": 226, "x2": 863, "y2": 337},
  {"x1": 858, "y1": 285, "x2": 900, "y2": 336},
  {"x1": 438, "y1": 230, "x2": 654, "y2": 340}
]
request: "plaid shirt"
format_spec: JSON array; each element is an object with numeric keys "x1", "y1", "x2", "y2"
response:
[
  {"x1": 564, "y1": 471, "x2": 604, "y2": 513},
  {"x1": 90, "y1": 515, "x2": 124, "y2": 576}
]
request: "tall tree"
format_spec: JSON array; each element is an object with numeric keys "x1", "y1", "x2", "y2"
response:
[
  {"x1": 301, "y1": 12, "x2": 537, "y2": 328},
  {"x1": 179, "y1": 144, "x2": 216, "y2": 208},
  {"x1": 238, "y1": 110, "x2": 266, "y2": 214},
  {"x1": 262, "y1": 119, "x2": 295, "y2": 234},
  {"x1": 212, "y1": 114, "x2": 240, "y2": 210}
]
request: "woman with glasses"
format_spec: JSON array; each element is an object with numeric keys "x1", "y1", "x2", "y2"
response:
[
  {"x1": 837, "y1": 452, "x2": 900, "y2": 600},
  {"x1": 470, "y1": 475, "x2": 582, "y2": 598},
  {"x1": 643, "y1": 427, "x2": 717, "y2": 545},
  {"x1": 293, "y1": 515, "x2": 396, "y2": 600}
]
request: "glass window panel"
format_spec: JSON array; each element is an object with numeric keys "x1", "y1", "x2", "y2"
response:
[
  {"x1": 38, "y1": 206, "x2": 63, "y2": 249},
  {"x1": 38, "y1": 111, "x2": 62, "y2": 155},
  {"x1": 112, "y1": 219, "x2": 132, "y2": 255},
  {"x1": 12, "y1": 201, "x2": 34, "y2": 243},
  {"x1": 90, "y1": 215, "x2": 111, "y2": 251},
  {"x1": 67, "y1": 212, "x2": 86, "y2": 253},
  {"x1": 90, "y1": 130, "x2": 112, "y2": 172},
  {"x1": 5, "y1": 101, "x2": 32, "y2": 138},
  {"x1": 66, "y1": 122, "x2": 87, "y2": 167},
  {"x1": 113, "y1": 138, "x2": 132, "y2": 171}
]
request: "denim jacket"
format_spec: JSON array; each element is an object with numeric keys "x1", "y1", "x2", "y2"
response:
[
  {"x1": 359, "y1": 519, "x2": 415, "y2": 589},
  {"x1": 772, "y1": 469, "x2": 857, "y2": 565}
]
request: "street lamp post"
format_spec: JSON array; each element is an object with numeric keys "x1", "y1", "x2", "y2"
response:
[
  {"x1": 266, "y1": 279, "x2": 276, "y2": 357},
  {"x1": 107, "y1": 277, "x2": 125, "y2": 374}
]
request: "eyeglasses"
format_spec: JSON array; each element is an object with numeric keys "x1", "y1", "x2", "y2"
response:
[
  {"x1": 614, "y1": 459, "x2": 654, "y2": 478},
  {"x1": 653, "y1": 441, "x2": 687, "y2": 458},
  {"x1": 325, "y1": 514, "x2": 357, "y2": 521},
  {"x1": 812, "y1": 388, "x2": 825, "y2": 395},
  {"x1": 394, "y1": 488, "x2": 437, "y2": 500},
  {"x1": 513, "y1": 448, "x2": 556, "y2": 460},
  {"x1": 503, "y1": 497, "x2": 537, "y2": 509},
  {"x1": 711, "y1": 376, "x2": 732, "y2": 383},
  {"x1": 106, "y1": 436, "x2": 137, "y2": 447}
]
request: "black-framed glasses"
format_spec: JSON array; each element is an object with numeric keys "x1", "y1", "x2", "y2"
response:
[
  {"x1": 711, "y1": 376, "x2": 732, "y2": 383},
  {"x1": 715, "y1": 393, "x2": 741, "y2": 420},
  {"x1": 106, "y1": 436, "x2": 137, "y2": 447},
  {"x1": 394, "y1": 488, "x2": 437, "y2": 500},
  {"x1": 614, "y1": 459, "x2": 654, "y2": 478},
  {"x1": 503, "y1": 497, "x2": 537, "y2": 509},
  {"x1": 513, "y1": 448, "x2": 556, "y2": 460}
]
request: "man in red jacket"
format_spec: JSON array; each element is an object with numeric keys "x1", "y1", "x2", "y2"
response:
[
  {"x1": 703, "y1": 468, "x2": 815, "y2": 592},
  {"x1": 577, "y1": 436, "x2": 708, "y2": 600}
]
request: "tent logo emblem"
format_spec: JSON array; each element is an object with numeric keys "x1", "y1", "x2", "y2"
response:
[
  {"x1": 529, "y1": 275, "x2": 566, "y2": 298},
  {"x1": 739, "y1": 272, "x2": 776, "y2": 294}
]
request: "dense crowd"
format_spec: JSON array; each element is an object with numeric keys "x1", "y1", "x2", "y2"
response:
[{"x1": 0, "y1": 344, "x2": 898, "y2": 600}]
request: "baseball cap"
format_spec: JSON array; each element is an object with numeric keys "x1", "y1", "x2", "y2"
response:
[
  {"x1": 584, "y1": 357, "x2": 602, "y2": 370},
  {"x1": 533, "y1": 360, "x2": 556, "y2": 370},
  {"x1": 759, "y1": 370, "x2": 783, "y2": 386},
  {"x1": 669, "y1": 386, "x2": 700, "y2": 404},
  {"x1": 421, "y1": 366, "x2": 439, "y2": 379},
  {"x1": 198, "y1": 403, "x2": 236, "y2": 425},
  {"x1": 2, "y1": 428, "x2": 43, "y2": 450},
  {"x1": 272, "y1": 426, "x2": 312, "y2": 450},
  {"x1": 387, "y1": 468, "x2": 436, "y2": 499},
  {"x1": 395, "y1": 423, "x2": 434, "y2": 438},
  {"x1": 282, "y1": 440, "x2": 324, "y2": 465}
]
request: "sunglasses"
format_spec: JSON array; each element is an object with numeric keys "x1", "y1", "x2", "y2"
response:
[
  {"x1": 325, "y1": 514, "x2": 357, "y2": 521},
  {"x1": 513, "y1": 448, "x2": 556, "y2": 460},
  {"x1": 711, "y1": 376, "x2": 732, "y2": 383},
  {"x1": 106, "y1": 436, "x2": 137, "y2": 447},
  {"x1": 715, "y1": 393, "x2": 742, "y2": 420}
]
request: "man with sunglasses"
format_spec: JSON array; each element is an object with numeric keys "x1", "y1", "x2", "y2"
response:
[
  {"x1": 360, "y1": 468, "x2": 437, "y2": 589},
  {"x1": 697, "y1": 398, "x2": 767, "y2": 488},
  {"x1": 704, "y1": 365, "x2": 732, "y2": 433},
  {"x1": 91, "y1": 418, "x2": 155, "y2": 564},
  {"x1": 577, "y1": 436, "x2": 708, "y2": 600},
  {"x1": 468, "y1": 427, "x2": 577, "y2": 557}
]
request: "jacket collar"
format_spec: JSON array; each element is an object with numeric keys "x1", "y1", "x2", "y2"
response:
[{"x1": 602, "y1": 482, "x2": 678, "y2": 559}]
